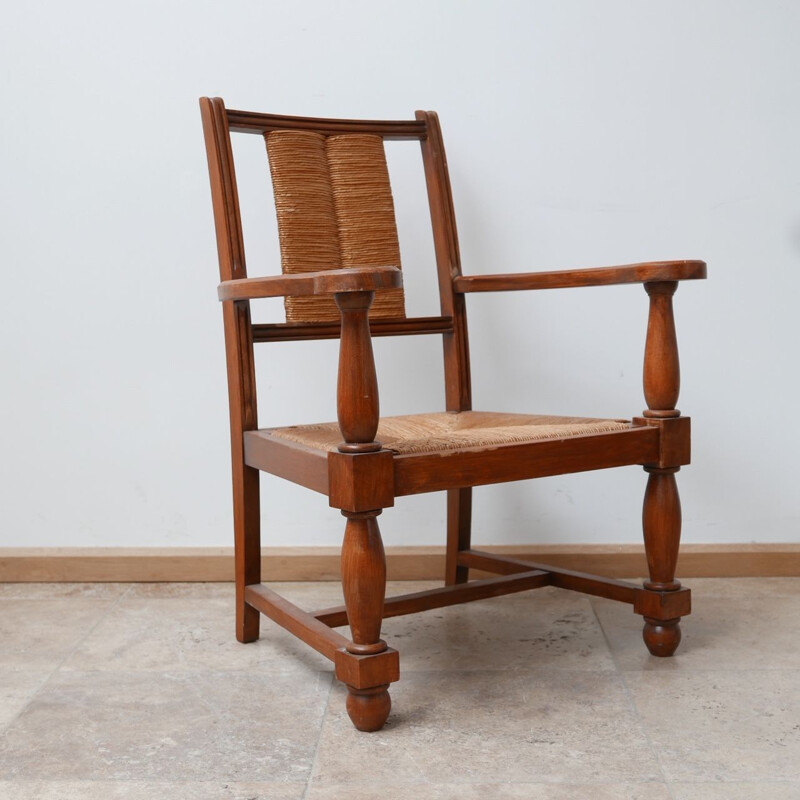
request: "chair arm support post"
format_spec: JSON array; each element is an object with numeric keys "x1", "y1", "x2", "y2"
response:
[
  {"x1": 335, "y1": 291, "x2": 382, "y2": 454},
  {"x1": 643, "y1": 281, "x2": 680, "y2": 419}
]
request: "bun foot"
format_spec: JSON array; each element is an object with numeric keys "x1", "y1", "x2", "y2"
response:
[
  {"x1": 346, "y1": 684, "x2": 391, "y2": 732},
  {"x1": 643, "y1": 617, "x2": 682, "y2": 657}
]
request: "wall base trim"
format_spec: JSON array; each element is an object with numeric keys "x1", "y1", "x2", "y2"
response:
[{"x1": 1, "y1": 543, "x2": 798, "y2": 582}]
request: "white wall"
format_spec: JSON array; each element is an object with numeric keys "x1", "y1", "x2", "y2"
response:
[{"x1": 2, "y1": 1, "x2": 798, "y2": 548}]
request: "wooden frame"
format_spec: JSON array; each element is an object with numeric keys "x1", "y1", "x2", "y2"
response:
[{"x1": 199, "y1": 97, "x2": 707, "y2": 731}]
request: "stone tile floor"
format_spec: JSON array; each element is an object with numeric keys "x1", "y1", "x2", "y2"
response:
[{"x1": 0, "y1": 578, "x2": 798, "y2": 799}]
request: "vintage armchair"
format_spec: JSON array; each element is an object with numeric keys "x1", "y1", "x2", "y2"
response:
[{"x1": 199, "y1": 97, "x2": 706, "y2": 732}]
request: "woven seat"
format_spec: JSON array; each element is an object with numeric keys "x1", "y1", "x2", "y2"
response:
[{"x1": 269, "y1": 411, "x2": 630, "y2": 455}]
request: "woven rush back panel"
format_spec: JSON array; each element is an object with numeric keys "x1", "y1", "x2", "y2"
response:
[
  {"x1": 326, "y1": 135, "x2": 405, "y2": 319},
  {"x1": 266, "y1": 131, "x2": 406, "y2": 323}
]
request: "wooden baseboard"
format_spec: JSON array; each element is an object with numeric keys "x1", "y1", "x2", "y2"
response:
[{"x1": 1, "y1": 544, "x2": 798, "y2": 582}]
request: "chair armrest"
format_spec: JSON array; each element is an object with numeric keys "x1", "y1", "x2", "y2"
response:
[
  {"x1": 218, "y1": 266, "x2": 402, "y2": 301},
  {"x1": 453, "y1": 260, "x2": 706, "y2": 293}
]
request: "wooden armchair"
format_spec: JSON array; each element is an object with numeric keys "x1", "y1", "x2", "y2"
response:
[{"x1": 199, "y1": 97, "x2": 707, "y2": 732}]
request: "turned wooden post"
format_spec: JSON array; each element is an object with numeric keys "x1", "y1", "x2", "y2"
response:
[
  {"x1": 643, "y1": 282, "x2": 680, "y2": 419},
  {"x1": 340, "y1": 510, "x2": 390, "y2": 730},
  {"x1": 334, "y1": 290, "x2": 391, "y2": 731},
  {"x1": 641, "y1": 281, "x2": 684, "y2": 656},
  {"x1": 336, "y1": 291, "x2": 382, "y2": 453}
]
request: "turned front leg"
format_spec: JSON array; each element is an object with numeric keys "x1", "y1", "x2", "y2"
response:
[
  {"x1": 341, "y1": 510, "x2": 391, "y2": 730},
  {"x1": 640, "y1": 281, "x2": 686, "y2": 656},
  {"x1": 641, "y1": 466, "x2": 683, "y2": 655}
]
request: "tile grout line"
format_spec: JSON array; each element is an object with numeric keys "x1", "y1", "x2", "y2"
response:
[
  {"x1": 589, "y1": 597, "x2": 677, "y2": 800},
  {"x1": 0, "y1": 585, "x2": 134, "y2": 740},
  {"x1": 301, "y1": 670, "x2": 335, "y2": 800}
]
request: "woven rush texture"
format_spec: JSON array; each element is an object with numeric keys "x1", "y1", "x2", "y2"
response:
[
  {"x1": 268, "y1": 411, "x2": 631, "y2": 455},
  {"x1": 327, "y1": 135, "x2": 404, "y2": 319},
  {"x1": 266, "y1": 130, "x2": 405, "y2": 323}
]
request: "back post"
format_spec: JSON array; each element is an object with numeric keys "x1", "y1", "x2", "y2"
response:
[
  {"x1": 417, "y1": 110, "x2": 474, "y2": 585},
  {"x1": 200, "y1": 97, "x2": 261, "y2": 642}
]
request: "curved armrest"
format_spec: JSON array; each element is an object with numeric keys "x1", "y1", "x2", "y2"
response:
[
  {"x1": 218, "y1": 266, "x2": 402, "y2": 301},
  {"x1": 453, "y1": 260, "x2": 706, "y2": 293}
]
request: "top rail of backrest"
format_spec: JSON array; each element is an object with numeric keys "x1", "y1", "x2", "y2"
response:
[{"x1": 225, "y1": 108, "x2": 428, "y2": 140}]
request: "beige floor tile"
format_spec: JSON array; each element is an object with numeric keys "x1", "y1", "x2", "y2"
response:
[
  {"x1": 124, "y1": 581, "x2": 345, "y2": 605},
  {"x1": 62, "y1": 581, "x2": 465, "y2": 676},
  {"x1": 124, "y1": 581, "x2": 349, "y2": 602},
  {"x1": 683, "y1": 577, "x2": 800, "y2": 599},
  {"x1": 247, "y1": 581, "x2": 614, "y2": 673},
  {"x1": 62, "y1": 596, "x2": 332, "y2": 674},
  {"x1": 0, "y1": 583, "x2": 131, "y2": 599},
  {"x1": 0, "y1": 670, "x2": 331, "y2": 782},
  {"x1": 593, "y1": 594, "x2": 800, "y2": 671},
  {"x1": 381, "y1": 587, "x2": 615, "y2": 672},
  {"x1": 0, "y1": 671, "x2": 49, "y2": 729},
  {"x1": 625, "y1": 670, "x2": 800, "y2": 782},
  {"x1": 0, "y1": 599, "x2": 120, "y2": 672},
  {"x1": 125, "y1": 582, "x2": 239, "y2": 599},
  {"x1": 313, "y1": 671, "x2": 662, "y2": 785},
  {"x1": 280, "y1": 580, "x2": 428, "y2": 610},
  {"x1": 0, "y1": 781, "x2": 305, "y2": 799},
  {"x1": 306, "y1": 783, "x2": 672, "y2": 799},
  {"x1": 3, "y1": 578, "x2": 798, "y2": 797},
  {"x1": 671, "y1": 783, "x2": 800, "y2": 799},
  {"x1": 124, "y1": 581, "x2": 347, "y2": 604}
]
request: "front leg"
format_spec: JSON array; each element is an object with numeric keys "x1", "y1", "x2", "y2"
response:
[
  {"x1": 341, "y1": 510, "x2": 392, "y2": 730},
  {"x1": 641, "y1": 466, "x2": 683, "y2": 655},
  {"x1": 332, "y1": 288, "x2": 397, "y2": 730}
]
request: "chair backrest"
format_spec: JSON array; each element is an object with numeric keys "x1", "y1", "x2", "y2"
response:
[
  {"x1": 199, "y1": 97, "x2": 472, "y2": 417},
  {"x1": 267, "y1": 129, "x2": 406, "y2": 323}
]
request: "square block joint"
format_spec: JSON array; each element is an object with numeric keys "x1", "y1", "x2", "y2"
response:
[
  {"x1": 334, "y1": 646, "x2": 400, "y2": 690},
  {"x1": 633, "y1": 587, "x2": 692, "y2": 620},
  {"x1": 633, "y1": 416, "x2": 691, "y2": 468},
  {"x1": 328, "y1": 450, "x2": 395, "y2": 512}
]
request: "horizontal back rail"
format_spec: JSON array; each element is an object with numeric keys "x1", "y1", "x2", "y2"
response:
[
  {"x1": 227, "y1": 108, "x2": 427, "y2": 140},
  {"x1": 252, "y1": 316, "x2": 454, "y2": 343}
]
